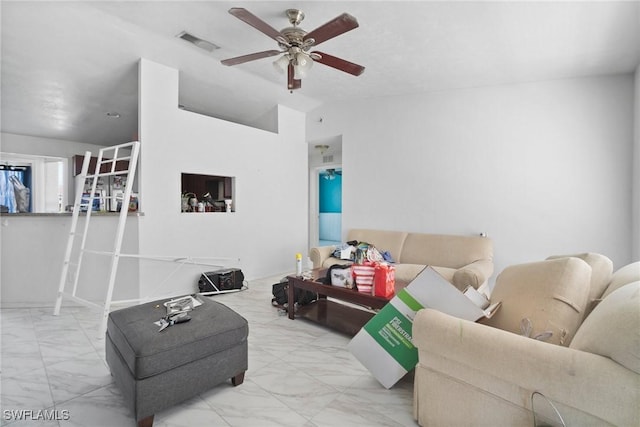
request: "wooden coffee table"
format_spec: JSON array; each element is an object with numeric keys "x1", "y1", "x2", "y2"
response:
[{"x1": 287, "y1": 269, "x2": 392, "y2": 336}]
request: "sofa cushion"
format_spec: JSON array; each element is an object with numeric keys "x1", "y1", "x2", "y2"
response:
[
  {"x1": 394, "y1": 264, "x2": 429, "y2": 286},
  {"x1": 484, "y1": 257, "x2": 591, "y2": 346},
  {"x1": 602, "y1": 261, "x2": 640, "y2": 299},
  {"x1": 346, "y1": 229, "x2": 408, "y2": 264},
  {"x1": 430, "y1": 266, "x2": 456, "y2": 285},
  {"x1": 452, "y1": 260, "x2": 493, "y2": 291},
  {"x1": 398, "y1": 233, "x2": 492, "y2": 268},
  {"x1": 547, "y1": 253, "x2": 612, "y2": 302},
  {"x1": 570, "y1": 282, "x2": 640, "y2": 374}
]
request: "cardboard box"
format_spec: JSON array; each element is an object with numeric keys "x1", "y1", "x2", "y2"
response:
[{"x1": 348, "y1": 266, "x2": 500, "y2": 389}]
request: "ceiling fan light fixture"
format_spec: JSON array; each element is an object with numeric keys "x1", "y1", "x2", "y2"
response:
[
  {"x1": 323, "y1": 168, "x2": 338, "y2": 180},
  {"x1": 315, "y1": 144, "x2": 329, "y2": 154},
  {"x1": 293, "y1": 52, "x2": 313, "y2": 79},
  {"x1": 272, "y1": 54, "x2": 290, "y2": 74}
]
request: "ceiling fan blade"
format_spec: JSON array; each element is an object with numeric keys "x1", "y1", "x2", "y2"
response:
[
  {"x1": 228, "y1": 8, "x2": 283, "y2": 42},
  {"x1": 312, "y1": 51, "x2": 365, "y2": 76},
  {"x1": 221, "y1": 50, "x2": 282, "y2": 66},
  {"x1": 287, "y1": 63, "x2": 302, "y2": 90},
  {"x1": 303, "y1": 13, "x2": 359, "y2": 46}
]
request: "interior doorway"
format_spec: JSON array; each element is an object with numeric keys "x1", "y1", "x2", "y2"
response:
[
  {"x1": 318, "y1": 168, "x2": 342, "y2": 246},
  {"x1": 308, "y1": 137, "x2": 342, "y2": 250}
]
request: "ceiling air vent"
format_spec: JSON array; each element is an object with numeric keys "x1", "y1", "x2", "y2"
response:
[
  {"x1": 323, "y1": 155, "x2": 334, "y2": 163},
  {"x1": 177, "y1": 31, "x2": 219, "y2": 53}
]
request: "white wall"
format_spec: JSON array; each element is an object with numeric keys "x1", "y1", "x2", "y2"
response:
[
  {"x1": 0, "y1": 60, "x2": 309, "y2": 305},
  {"x1": 0, "y1": 215, "x2": 140, "y2": 306},
  {"x1": 307, "y1": 74, "x2": 636, "y2": 277},
  {"x1": 137, "y1": 59, "x2": 308, "y2": 300}
]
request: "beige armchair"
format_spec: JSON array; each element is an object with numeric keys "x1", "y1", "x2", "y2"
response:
[{"x1": 412, "y1": 259, "x2": 640, "y2": 426}]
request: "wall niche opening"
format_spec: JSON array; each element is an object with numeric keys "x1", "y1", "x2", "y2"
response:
[{"x1": 181, "y1": 173, "x2": 234, "y2": 213}]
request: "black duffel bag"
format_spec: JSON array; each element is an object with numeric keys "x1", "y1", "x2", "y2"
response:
[{"x1": 271, "y1": 278, "x2": 316, "y2": 307}]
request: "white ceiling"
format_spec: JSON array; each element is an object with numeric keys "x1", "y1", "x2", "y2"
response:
[{"x1": 2, "y1": 1, "x2": 639, "y2": 146}]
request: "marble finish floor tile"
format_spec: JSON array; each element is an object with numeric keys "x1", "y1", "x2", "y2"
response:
[
  {"x1": 45, "y1": 354, "x2": 112, "y2": 404},
  {"x1": 153, "y1": 394, "x2": 229, "y2": 427},
  {"x1": 1, "y1": 367, "x2": 55, "y2": 416},
  {"x1": 0, "y1": 275, "x2": 417, "y2": 426},
  {"x1": 53, "y1": 383, "x2": 132, "y2": 427},
  {"x1": 199, "y1": 380, "x2": 311, "y2": 427}
]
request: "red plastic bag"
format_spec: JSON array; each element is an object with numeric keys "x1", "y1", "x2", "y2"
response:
[{"x1": 374, "y1": 263, "x2": 395, "y2": 298}]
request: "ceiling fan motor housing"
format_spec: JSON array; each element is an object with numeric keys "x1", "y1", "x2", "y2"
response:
[
  {"x1": 279, "y1": 27, "x2": 308, "y2": 49},
  {"x1": 286, "y1": 9, "x2": 305, "y2": 26}
]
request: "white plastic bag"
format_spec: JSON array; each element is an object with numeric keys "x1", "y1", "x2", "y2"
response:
[{"x1": 9, "y1": 175, "x2": 30, "y2": 213}]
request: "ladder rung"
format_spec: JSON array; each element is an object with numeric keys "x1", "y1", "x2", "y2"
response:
[
  {"x1": 99, "y1": 156, "x2": 132, "y2": 164},
  {"x1": 61, "y1": 293, "x2": 102, "y2": 309},
  {"x1": 86, "y1": 170, "x2": 130, "y2": 178},
  {"x1": 82, "y1": 249, "x2": 117, "y2": 256}
]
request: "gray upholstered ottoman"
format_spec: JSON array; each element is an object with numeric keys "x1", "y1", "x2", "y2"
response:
[{"x1": 105, "y1": 297, "x2": 248, "y2": 427}]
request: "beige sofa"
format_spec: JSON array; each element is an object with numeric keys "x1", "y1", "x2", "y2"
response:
[
  {"x1": 310, "y1": 229, "x2": 494, "y2": 290},
  {"x1": 413, "y1": 258, "x2": 640, "y2": 426}
]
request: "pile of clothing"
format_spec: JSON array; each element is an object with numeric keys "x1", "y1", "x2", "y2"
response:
[{"x1": 332, "y1": 240, "x2": 394, "y2": 264}]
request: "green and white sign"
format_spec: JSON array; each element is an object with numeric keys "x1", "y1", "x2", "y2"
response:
[
  {"x1": 348, "y1": 266, "x2": 499, "y2": 388},
  {"x1": 362, "y1": 289, "x2": 424, "y2": 371}
]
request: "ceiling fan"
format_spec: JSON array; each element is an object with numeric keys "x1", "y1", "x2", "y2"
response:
[
  {"x1": 221, "y1": 8, "x2": 365, "y2": 91},
  {"x1": 323, "y1": 168, "x2": 342, "y2": 180}
]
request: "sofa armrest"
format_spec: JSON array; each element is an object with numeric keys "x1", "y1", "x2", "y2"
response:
[
  {"x1": 309, "y1": 245, "x2": 337, "y2": 268},
  {"x1": 413, "y1": 308, "x2": 639, "y2": 426},
  {"x1": 452, "y1": 258, "x2": 494, "y2": 290}
]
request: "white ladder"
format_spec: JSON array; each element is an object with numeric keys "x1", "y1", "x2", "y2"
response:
[{"x1": 53, "y1": 141, "x2": 140, "y2": 338}]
